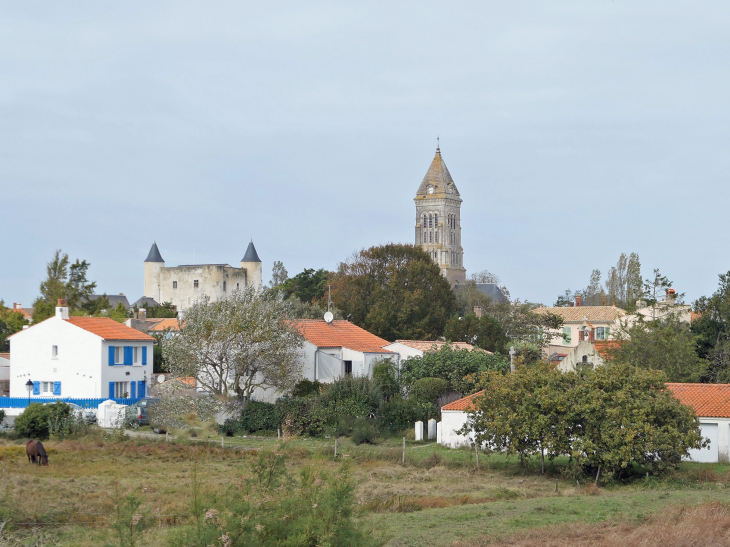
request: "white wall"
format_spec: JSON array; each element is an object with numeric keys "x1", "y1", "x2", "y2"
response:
[
  {"x1": 9, "y1": 315, "x2": 152, "y2": 399},
  {"x1": 382, "y1": 343, "x2": 423, "y2": 362},
  {"x1": 557, "y1": 341, "x2": 608, "y2": 373},
  {"x1": 687, "y1": 418, "x2": 730, "y2": 463},
  {"x1": 440, "y1": 410, "x2": 472, "y2": 448}
]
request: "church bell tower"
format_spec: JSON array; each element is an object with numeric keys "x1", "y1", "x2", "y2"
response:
[{"x1": 414, "y1": 144, "x2": 466, "y2": 287}]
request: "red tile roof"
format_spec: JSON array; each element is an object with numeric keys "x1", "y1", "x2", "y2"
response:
[
  {"x1": 293, "y1": 320, "x2": 393, "y2": 353},
  {"x1": 66, "y1": 317, "x2": 155, "y2": 341},
  {"x1": 442, "y1": 390, "x2": 485, "y2": 411},
  {"x1": 0, "y1": 353, "x2": 9, "y2": 361},
  {"x1": 666, "y1": 383, "x2": 730, "y2": 418},
  {"x1": 533, "y1": 305, "x2": 626, "y2": 323},
  {"x1": 394, "y1": 340, "x2": 481, "y2": 352},
  {"x1": 593, "y1": 340, "x2": 622, "y2": 360},
  {"x1": 148, "y1": 318, "x2": 181, "y2": 332}
]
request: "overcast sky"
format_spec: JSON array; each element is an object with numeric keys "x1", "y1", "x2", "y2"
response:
[{"x1": 2, "y1": 1, "x2": 729, "y2": 309}]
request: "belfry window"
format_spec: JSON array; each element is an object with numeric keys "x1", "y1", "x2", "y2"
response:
[
  {"x1": 428, "y1": 214, "x2": 432, "y2": 228},
  {"x1": 429, "y1": 231, "x2": 433, "y2": 243},
  {"x1": 435, "y1": 230, "x2": 438, "y2": 243},
  {"x1": 423, "y1": 214, "x2": 427, "y2": 227}
]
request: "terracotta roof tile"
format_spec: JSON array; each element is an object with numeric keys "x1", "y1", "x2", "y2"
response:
[
  {"x1": 592, "y1": 340, "x2": 622, "y2": 360},
  {"x1": 293, "y1": 320, "x2": 393, "y2": 353},
  {"x1": 666, "y1": 383, "x2": 730, "y2": 418},
  {"x1": 395, "y1": 340, "x2": 480, "y2": 352},
  {"x1": 533, "y1": 306, "x2": 626, "y2": 323},
  {"x1": 442, "y1": 390, "x2": 485, "y2": 411},
  {"x1": 0, "y1": 353, "x2": 9, "y2": 360},
  {"x1": 65, "y1": 317, "x2": 156, "y2": 341},
  {"x1": 148, "y1": 318, "x2": 181, "y2": 332}
]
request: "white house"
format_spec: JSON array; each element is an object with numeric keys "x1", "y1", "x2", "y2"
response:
[
  {"x1": 0, "y1": 352, "x2": 9, "y2": 396},
  {"x1": 293, "y1": 319, "x2": 395, "y2": 383},
  {"x1": 382, "y1": 340, "x2": 477, "y2": 362},
  {"x1": 7, "y1": 299, "x2": 155, "y2": 400},
  {"x1": 556, "y1": 340, "x2": 618, "y2": 372},
  {"x1": 440, "y1": 390, "x2": 483, "y2": 448},
  {"x1": 667, "y1": 383, "x2": 730, "y2": 463}
]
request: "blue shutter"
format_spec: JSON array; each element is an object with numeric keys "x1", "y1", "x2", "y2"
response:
[
  {"x1": 142, "y1": 346, "x2": 147, "y2": 365},
  {"x1": 130, "y1": 381, "x2": 136, "y2": 399},
  {"x1": 53, "y1": 382, "x2": 61, "y2": 396},
  {"x1": 124, "y1": 346, "x2": 133, "y2": 365},
  {"x1": 109, "y1": 346, "x2": 115, "y2": 366},
  {"x1": 33, "y1": 381, "x2": 40, "y2": 395},
  {"x1": 138, "y1": 381, "x2": 146, "y2": 398},
  {"x1": 109, "y1": 382, "x2": 115, "y2": 399}
]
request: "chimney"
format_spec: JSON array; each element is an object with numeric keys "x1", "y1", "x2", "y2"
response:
[
  {"x1": 474, "y1": 306, "x2": 482, "y2": 318},
  {"x1": 139, "y1": 308, "x2": 147, "y2": 320},
  {"x1": 13, "y1": 303, "x2": 21, "y2": 310},
  {"x1": 55, "y1": 299, "x2": 69, "y2": 320},
  {"x1": 575, "y1": 294, "x2": 582, "y2": 307},
  {"x1": 666, "y1": 289, "x2": 676, "y2": 304}
]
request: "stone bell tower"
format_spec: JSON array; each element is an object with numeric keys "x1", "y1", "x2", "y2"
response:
[{"x1": 414, "y1": 145, "x2": 466, "y2": 287}]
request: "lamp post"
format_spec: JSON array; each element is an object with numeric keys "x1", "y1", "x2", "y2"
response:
[
  {"x1": 25, "y1": 379, "x2": 33, "y2": 406},
  {"x1": 509, "y1": 346, "x2": 516, "y2": 374}
]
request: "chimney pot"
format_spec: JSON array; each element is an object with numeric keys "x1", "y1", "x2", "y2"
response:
[
  {"x1": 474, "y1": 306, "x2": 482, "y2": 318},
  {"x1": 575, "y1": 294, "x2": 582, "y2": 307},
  {"x1": 55, "y1": 299, "x2": 69, "y2": 320},
  {"x1": 138, "y1": 308, "x2": 147, "y2": 320}
]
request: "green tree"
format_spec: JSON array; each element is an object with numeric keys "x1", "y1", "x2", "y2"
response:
[
  {"x1": 270, "y1": 260, "x2": 289, "y2": 288},
  {"x1": 144, "y1": 302, "x2": 177, "y2": 318},
  {"x1": 0, "y1": 301, "x2": 29, "y2": 352},
  {"x1": 32, "y1": 250, "x2": 97, "y2": 322},
  {"x1": 15, "y1": 402, "x2": 72, "y2": 440},
  {"x1": 329, "y1": 244, "x2": 457, "y2": 340},
  {"x1": 283, "y1": 295, "x2": 343, "y2": 320},
  {"x1": 610, "y1": 316, "x2": 708, "y2": 382},
  {"x1": 605, "y1": 252, "x2": 642, "y2": 311},
  {"x1": 444, "y1": 313, "x2": 508, "y2": 352},
  {"x1": 691, "y1": 272, "x2": 730, "y2": 382},
  {"x1": 281, "y1": 268, "x2": 329, "y2": 304},
  {"x1": 399, "y1": 344, "x2": 509, "y2": 394}
]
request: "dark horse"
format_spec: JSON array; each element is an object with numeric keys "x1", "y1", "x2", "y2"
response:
[{"x1": 26, "y1": 440, "x2": 48, "y2": 466}]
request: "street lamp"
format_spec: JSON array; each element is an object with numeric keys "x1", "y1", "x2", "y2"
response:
[
  {"x1": 509, "y1": 346, "x2": 516, "y2": 374},
  {"x1": 25, "y1": 379, "x2": 33, "y2": 405}
]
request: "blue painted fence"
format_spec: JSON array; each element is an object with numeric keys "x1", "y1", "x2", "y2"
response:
[{"x1": 0, "y1": 397, "x2": 142, "y2": 409}]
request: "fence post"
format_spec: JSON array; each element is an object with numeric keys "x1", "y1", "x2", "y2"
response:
[
  {"x1": 402, "y1": 437, "x2": 406, "y2": 464},
  {"x1": 221, "y1": 437, "x2": 224, "y2": 449},
  {"x1": 334, "y1": 437, "x2": 338, "y2": 458}
]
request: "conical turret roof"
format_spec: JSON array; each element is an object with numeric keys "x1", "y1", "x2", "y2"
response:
[
  {"x1": 145, "y1": 242, "x2": 164, "y2": 263},
  {"x1": 241, "y1": 241, "x2": 261, "y2": 263},
  {"x1": 416, "y1": 148, "x2": 460, "y2": 197}
]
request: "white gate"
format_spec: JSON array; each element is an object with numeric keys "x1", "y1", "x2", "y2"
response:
[{"x1": 688, "y1": 423, "x2": 718, "y2": 463}]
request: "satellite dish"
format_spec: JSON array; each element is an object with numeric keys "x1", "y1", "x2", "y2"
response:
[
  {"x1": 324, "y1": 311, "x2": 334, "y2": 324},
  {"x1": 157, "y1": 375, "x2": 165, "y2": 384}
]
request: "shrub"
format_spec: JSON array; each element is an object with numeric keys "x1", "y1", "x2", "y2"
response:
[
  {"x1": 238, "y1": 401, "x2": 280, "y2": 433},
  {"x1": 410, "y1": 377, "x2": 450, "y2": 405},
  {"x1": 291, "y1": 379, "x2": 323, "y2": 398},
  {"x1": 377, "y1": 395, "x2": 427, "y2": 432},
  {"x1": 350, "y1": 417, "x2": 378, "y2": 445},
  {"x1": 372, "y1": 358, "x2": 400, "y2": 401},
  {"x1": 0, "y1": 409, "x2": 4, "y2": 426},
  {"x1": 15, "y1": 402, "x2": 72, "y2": 440},
  {"x1": 321, "y1": 375, "x2": 382, "y2": 418}
]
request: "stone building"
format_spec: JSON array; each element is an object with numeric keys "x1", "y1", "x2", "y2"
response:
[
  {"x1": 414, "y1": 146, "x2": 466, "y2": 287},
  {"x1": 142, "y1": 241, "x2": 263, "y2": 311}
]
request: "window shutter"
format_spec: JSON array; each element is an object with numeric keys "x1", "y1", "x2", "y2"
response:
[
  {"x1": 142, "y1": 347, "x2": 147, "y2": 365},
  {"x1": 109, "y1": 346, "x2": 115, "y2": 366},
  {"x1": 53, "y1": 382, "x2": 61, "y2": 396},
  {"x1": 109, "y1": 382, "x2": 115, "y2": 399},
  {"x1": 124, "y1": 346, "x2": 133, "y2": 365},
  {"x1": 605, "y1": 326, "x2": 610, "y2": 339},
  {"x1": 138, "y1": 381, "x2": 146, "y2": 398},
  {"x1": 33, "y1": 381, "x2": 40, "y2": 395},
  {"x1": 130, "y1": 381, "x2": 137, "y2": 399}
]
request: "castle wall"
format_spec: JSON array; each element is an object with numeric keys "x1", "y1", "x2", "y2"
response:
[{"x1": 154, "y1": 265, "x2": 249, "y2": 310}]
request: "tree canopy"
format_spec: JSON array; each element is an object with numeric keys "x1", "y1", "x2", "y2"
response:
[
  {"x1": 32, "y1": 250, "x2": 97, "y2": 322},
  {"x1": 0, "y1": 301, "x2": 28, "y2": 352},
  {"x1": 329, "y1": 244, "x2": 457, "y2": 340},
  {"x1": 444, "y1": 312, "x2": 509, "y2": 353},
  {"x1": 280, "y1": 268, "x2": 329, "y2": 304}
]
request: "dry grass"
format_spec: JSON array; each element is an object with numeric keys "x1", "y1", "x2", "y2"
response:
[{"x1": 453, "y1": 502, "x2": 730, "y2": 547}]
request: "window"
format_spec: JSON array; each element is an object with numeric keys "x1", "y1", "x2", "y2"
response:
[
  {"x1": 173, "y1": 281, "x2": 177, "y2": 289},
  {"x1": 429, "y1": 231, "x2": 433, "y2": 243},
  {"x1": 236, "y1": 283, "x2": 239, "y2": 289},
  {"x1": 114, "y1": 382, "x2": 130, "y2": 398},
  {"x1": 562, "y1": 326, "x2": 571, "y2": 345},
  {"x1": 133, "y1": 347, "x2": 139, "y2": 365},
  {"x1": 41, "y1": 381, "x2": 53, "y2": 395},
  {"x1": 52, "y1": 345, "x2": 58, "y2": 359},
  {"x1": 223, "y1": 281, "x2": 226, "y2": 292},
  {"x1": 582, "y1": 355, "x2": 588, "y2": 363},
  {"x1": 344, "y1": 360, "x2": 353, "y2": 376},
  {"x1": 434, "y1": 213, "x2": 438, "y2": 226},
  {"x1": 194, "y1": 280, "x2": 199, "y2": 289},
  {"x1": 596, "y1": 327, "x2": 609, "y2": 340},
  {"x1": 115, "y1": 347, "x2": 122, "y2": 364},
  {"x1": 428, "y1": 214, "x2": 432, "y2": 228},
  {"x1": 435, "y1": 230, "x2": 438, "y2": 243},
  {"x1": 423, "y1": 214, "x2": 427, "y2": 227}
]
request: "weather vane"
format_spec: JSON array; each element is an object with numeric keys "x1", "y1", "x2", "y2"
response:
[{"x1": 437, "y1": 135, "x2": 440, "y2": 150}]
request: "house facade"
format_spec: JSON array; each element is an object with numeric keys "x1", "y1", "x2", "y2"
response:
[
  {"x1": 294, "y1": 320, "x2": 395, "y2": 383},
  {"x1": 533, "y1": 296, "x2": 626, "y2": 358},
  {"x1": 7, "y1": 300, "x2": 155, "y2": 400},
  {"x1": 382, "y1": 340, "x2": 476, "y2": 363},
  {"x1": 556, "y1": 340, "x2": 618, "y2": 372}
]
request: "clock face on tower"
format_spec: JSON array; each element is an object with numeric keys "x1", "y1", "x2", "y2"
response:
[{"x1": 427, "y1": 186, "x2": 434, "y2": 194}]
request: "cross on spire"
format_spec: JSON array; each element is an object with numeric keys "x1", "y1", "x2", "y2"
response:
[{"x1": 437, "y1": 135, "x2": 440, "y2": 151}]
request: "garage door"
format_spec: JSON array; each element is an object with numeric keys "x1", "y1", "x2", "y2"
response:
[{"x1": 687, "y1": 423, "x2": 718, "y2": 463}]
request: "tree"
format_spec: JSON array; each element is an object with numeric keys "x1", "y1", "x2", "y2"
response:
[
  {"x1": 443, "y1": 313, "x2": 508, "y2": 353},
  {"x1": 142, "y1": 302, "x2": 177, "y2": 319},
  {"x1": 270, "y1": 261, "x2": 288, "y2": 288},
  {"x1": 163, "y1": 286, "x2": 304, "y2": 402},
  {"x1": 32, "y1": 250, "x2": 97, "y2": 322},
  {"x1": 691, "y1": 272, "x2": 730, "y2": 382},
  {"x1": 283, "y1": 295, "x2": 343, "y2": 320},
  {"x1": 14, "y1": 402, "x2": 72, "y2": 440},
  {"x1": 610, "y1": 316, "x2": 708, "y2": 382},
  {"x1": 329, "y1": 244, "x2": 457, "y2": 340},
  {"x1": 281, "y1": 268, "x2": 329, "y2": 304},
  {"x1": 399, "y1": 344, "x2": 509, "y2": 394},
  {"x1": 0, "y1": 301, "x2": 28, "y2": 352},
  {"x1": 605, "y1": 252, "x2": 642, "y2": 311}
]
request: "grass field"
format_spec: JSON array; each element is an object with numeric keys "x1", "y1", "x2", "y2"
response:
[{"x1": 1, "y1": 430, "x2": 730, "y2": 546}]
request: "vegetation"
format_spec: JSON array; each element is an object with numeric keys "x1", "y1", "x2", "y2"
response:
[
  {"x1": 163, "y1": 286, "x2": 304, "y2": 401},
  {"x1": 280, "y1": 267, "x2": 330, "y2": 304},
  {"x1": 14, "y1": 402, "x2": 73, "y2": 440},
  {"x1": 329, "y1": 244, "x2": 457, "y2": 340},
  {"x1": 0, "y1": 301, "x2": 28, "y2": 352},
  {"x1": 556, "y1": 253, "x2": 642, "y2": 310},
  {"x1": 32, "y1": 249, "x2": 97, "y2": 322},
  {"x1": 465, "y1": 363, "x2": 705, "y2": 479},
  {"x1": 444, "y1": 312, "x2": 509, "y2": 352}
]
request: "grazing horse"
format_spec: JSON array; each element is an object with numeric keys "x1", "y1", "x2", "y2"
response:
[{"x1": 26, "y1": 440, "x2": 48, "y2": 466}]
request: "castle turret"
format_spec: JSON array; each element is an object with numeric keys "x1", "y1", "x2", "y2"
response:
[
  {"x1": 240, "y1": 241, "x2": 263, "y2": 288},
  {"x1": 144, "y1": 242, "x2": 164, "y2": 301}
]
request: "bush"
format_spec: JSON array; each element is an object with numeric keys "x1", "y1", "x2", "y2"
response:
[
  {"x1": 0, "y1": 409, "x2": 5, "y2": 426},
  {"x1": 291, "y1": 379, "x2": 323, "y2": 398},
  {"x1": 350, "y1": 417, "x2": 378, "y2": 445},
  {"x1": 377, "y1": 395, "x2": 427, "y2": 433},
  {"x1": 321, "y1": 375, "x2": 382, "y2": 418},
  {"x1": 410, "y1": 377, "x2": 450, "y2": 405},
  {"x1": 237, "y1": 401, "x2": 280, "y2": 433},
  {"x1": 15, "y1": 402, "x2": 72, "y2": 440},
  {"x1": 372, "y1": 358, "x2": 400, "y2": 401}
]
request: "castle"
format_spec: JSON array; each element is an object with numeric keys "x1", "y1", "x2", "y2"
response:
[
  {"x1": 142, "y1": 241, "x2": 263, "y2": 311},
  {"x1": 414, "y1": 145, "x2": 466, "y2": 287}
]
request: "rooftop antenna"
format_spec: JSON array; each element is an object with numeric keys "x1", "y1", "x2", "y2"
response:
[{"x1": 324, "y1": 285, "x2": 334, "y2": 324}]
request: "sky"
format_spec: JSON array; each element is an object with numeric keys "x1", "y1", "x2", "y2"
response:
[{"x1": 2, "y1": 1, "x2": 729, "y2": 309}]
